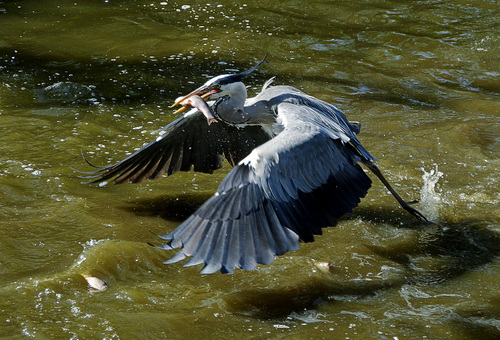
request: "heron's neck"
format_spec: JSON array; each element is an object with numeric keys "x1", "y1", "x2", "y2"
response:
[{"x1": 228, "y1": 82, "x2": 247, "y2": 109}]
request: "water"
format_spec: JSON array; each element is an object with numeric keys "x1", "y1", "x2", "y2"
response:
[{"x1": 1, "y1": 0, "x2": 499, "y2": 338}]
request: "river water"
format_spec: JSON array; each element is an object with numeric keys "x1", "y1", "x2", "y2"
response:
[{"x1": 1, "y1": 0, "x2": 499, "y2": 338}]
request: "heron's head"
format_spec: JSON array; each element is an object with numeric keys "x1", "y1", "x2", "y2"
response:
[
  {"x1": 171, "y1": 53, "x2": 268, "y2": 115},
  {"x1": 171, "y1": 74, "x2": 245, "y2": 111}
]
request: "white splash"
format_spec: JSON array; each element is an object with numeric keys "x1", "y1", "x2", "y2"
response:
[{"x1": 419, "y1": 165, "x2": 444, "y2": 223}]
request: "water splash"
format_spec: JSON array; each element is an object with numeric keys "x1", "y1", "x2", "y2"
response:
[{"x1": 419, "y1": 165, "x2": 444, "y2": 223}]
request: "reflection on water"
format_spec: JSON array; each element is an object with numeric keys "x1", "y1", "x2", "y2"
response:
[{"x1": 1, "y1": 0, "x2": 499, "y2": 338}]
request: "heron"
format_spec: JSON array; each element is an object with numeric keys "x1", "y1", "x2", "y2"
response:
[{"x1": 80, "y1": 54, "x2": 427, "y2": 274}]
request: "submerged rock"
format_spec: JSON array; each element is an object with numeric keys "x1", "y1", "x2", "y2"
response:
[{"x1": 35, "y1": 81, "x2": 98, "y2": 104}]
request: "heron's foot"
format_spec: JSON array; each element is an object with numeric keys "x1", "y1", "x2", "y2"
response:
[
  {"x1": 408, "y1": 199, "x2": 420, "y2": 204},
  {"x1": 401, "y1": 201, "x2": 428, "y2": 222},
  {"x1": 362, "y1": 162, "x2": 430, "y2": 223}
]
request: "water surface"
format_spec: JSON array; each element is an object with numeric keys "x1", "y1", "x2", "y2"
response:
[{"x1": 1, "y1": 0, "x2": 499, "y2": 338}]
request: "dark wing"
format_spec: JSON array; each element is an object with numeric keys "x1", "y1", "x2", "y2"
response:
[
  {"x1": 79, "y1": 111, "x2": 271, "y2": 184},
  {"x1": 157, "y1": 104, "x2": 372, "y2": 274}
]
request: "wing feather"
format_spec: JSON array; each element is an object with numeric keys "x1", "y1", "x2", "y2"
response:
[
  {"x1": 158, "y1": 128, "x2": 371, "y2": 273},
  {"x1": 78, "y1": 112, "x2": 271, "y2": 184},
  {"x1": 81, "y1": 86, "x2": 376, "y2": 274}
]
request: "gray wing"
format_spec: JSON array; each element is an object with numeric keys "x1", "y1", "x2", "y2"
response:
[
  {"x1": 79, "y1": 111, "x2": 271, "y2": 184},
  {"x1": 269, "y1": 86, "x2": 375, "y2": 162},
  {"x1": 157, "y1": 103, "x2": 372, "y2": 274}
]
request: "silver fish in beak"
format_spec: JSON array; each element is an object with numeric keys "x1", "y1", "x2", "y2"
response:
[
  {"x1": 175, "y1": 94, "x2": 218, "y2": 125},
  {"x1": 171, "y1": 83, "x2": 221, "y2": 125}
]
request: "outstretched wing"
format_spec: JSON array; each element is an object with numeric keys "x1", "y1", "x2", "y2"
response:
[
  {"x1": 157, "y1": 102, "x2": 372, "y2": 274},
  {"x1": 79, "y1": 111, "x2": 271, "y2": 184}
]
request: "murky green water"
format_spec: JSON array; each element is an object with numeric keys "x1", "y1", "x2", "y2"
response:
[{"x1": 1, "y1": 0, "x2": 499, "y2": 338}]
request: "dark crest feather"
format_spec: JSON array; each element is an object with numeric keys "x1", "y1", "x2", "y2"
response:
[{"x1": 216, "y1": 53, "x2": 269, "y2": 85}]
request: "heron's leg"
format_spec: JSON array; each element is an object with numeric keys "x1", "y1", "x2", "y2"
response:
[{"x1": 364, "y1": 162, "x2": 428, "y2": 222}]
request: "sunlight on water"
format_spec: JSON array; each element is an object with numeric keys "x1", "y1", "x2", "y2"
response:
[
  {"x1": 1, "y1": 0, "x2": 499, "y2": 338},
  {"x1": 419, "y1": 165, "x2": 444, "y2": 223},
  {"x1": 74, "y1": 239, "x2": 105, "y2": 266}
]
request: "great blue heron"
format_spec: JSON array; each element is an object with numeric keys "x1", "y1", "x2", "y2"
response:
[{"x1": 80, "y1": 54, "x2": 427, "y2": 274}]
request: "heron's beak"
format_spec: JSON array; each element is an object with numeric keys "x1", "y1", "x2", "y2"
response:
[
  {"x1": 171, "y1": 85, "x2": 220, "y2": 125},
  {"x1": 171, "y1": 85, "x2": 220, "y2": 113},
  {"x1": 172, "y1": 91, "x2": 215, "y2": 114},
  {"x1": 172, "y1": 94, "x2": 217, "y2": 126}
]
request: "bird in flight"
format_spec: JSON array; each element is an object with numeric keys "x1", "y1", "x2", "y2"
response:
[{"x1": 80, "y1": 54, "x2": 427, "y2": 274}]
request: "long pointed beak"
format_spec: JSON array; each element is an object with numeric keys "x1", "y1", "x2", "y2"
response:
[
  {"x1": 172, "y1": 90, "x2": 216, "y2": 114},
  {"x1": 169, "y1": 84, "x2": 219, "y2": 125},
  {"x1": 171, "y1": 83, "x2": 219, "y2": 112}
]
